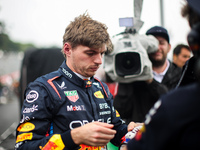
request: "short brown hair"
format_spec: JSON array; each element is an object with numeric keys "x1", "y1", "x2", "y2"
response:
[{"x1": 61, "y1": 13, "x2": 112, "y2": 56}]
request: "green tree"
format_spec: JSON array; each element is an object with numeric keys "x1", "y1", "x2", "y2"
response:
[{"x1": 0, "y1": 20, "x2": 36, "y2": 52}]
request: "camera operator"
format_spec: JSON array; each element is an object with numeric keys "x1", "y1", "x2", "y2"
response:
[
  {"x1": 120, "y1": 0, "x2": 200, "y2": 149},
  {"x1": 114, "y1": 26, "x2": 181, "y2": 123},
  {"x1": 146, "y1": 26, "x2": 182, "y2": 90}
]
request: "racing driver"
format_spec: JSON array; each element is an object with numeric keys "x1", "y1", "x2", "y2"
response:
[{"x1": 15, "y1": 13, "x2": 138, "y2": 150}]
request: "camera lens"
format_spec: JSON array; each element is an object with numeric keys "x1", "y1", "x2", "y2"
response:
[
  {"x1": 115, "y1": 52, "x2": 141, "y2": 77},
  {"x1": 122, "y1": 55, "x2": 135, "y2": 70}
]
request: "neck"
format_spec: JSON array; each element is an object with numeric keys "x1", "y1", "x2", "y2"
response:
[{"x1": 74, "y1": 72, "x2": 90, "y2": 80}]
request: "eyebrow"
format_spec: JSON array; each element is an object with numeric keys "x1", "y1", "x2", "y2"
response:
[{"x1": 86, "y1": 49, "x2": 106, "y2": 53}]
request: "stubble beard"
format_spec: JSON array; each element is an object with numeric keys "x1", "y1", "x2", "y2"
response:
[{"x1": 149, "y1": 56, "x2": 167, "y2": 68}]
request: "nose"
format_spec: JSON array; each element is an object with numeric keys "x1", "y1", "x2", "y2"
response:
[{"x1": 94, "y1": 53, "x2": 103, "y2": 65}]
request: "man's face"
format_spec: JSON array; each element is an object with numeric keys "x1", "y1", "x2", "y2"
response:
[
  {"x1": 148, "y1": 36, "x2": 171, "y2": 67},
  {"x1": 65, "y1": 44, "x2": 106, "y2": 77},
  {"x1": 173, "y1": 48, "x2": 191, "y2": 68}
]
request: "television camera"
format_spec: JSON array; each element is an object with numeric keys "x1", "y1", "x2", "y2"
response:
[{"x1": 104, "y1": 17, "x2": 159, "y2": 83}]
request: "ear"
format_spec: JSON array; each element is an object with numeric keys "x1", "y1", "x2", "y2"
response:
[
  {"x1": 63, "y1": 43, "x2": 72, "y2": 56},
  {"x1": 167, "y1": 43, "x2": 171, "y2": 53},
  {"x1": 173, "y1": 54, "x2": 177, "y2": 62}
]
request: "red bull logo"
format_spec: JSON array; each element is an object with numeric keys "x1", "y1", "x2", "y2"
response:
[
  {"x1": 40, "y1": 134, "x2": 65, "y2": 150},
  {"x1": 86, "y1": 81, "x2": 92, "y2": 88},
  {"x1": 40, "y1": 141, "x2": 58, "y2": 150}
]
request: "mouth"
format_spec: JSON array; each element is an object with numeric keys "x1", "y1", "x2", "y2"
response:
[
  {"x1": 90, "y1": 66, "x2": 99, "y2": 72},
  {"x1": 153, "y1": 51, "x2": 162, "y2": 56}
]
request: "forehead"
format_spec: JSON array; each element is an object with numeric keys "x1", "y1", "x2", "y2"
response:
[
  {"x1": 86, "y1": 44, "x2": 107, "y2": 52},
  {"x1": 155, "y1": 36, "x2": 168, "y2": 43},
  {"x1": 180, "y1": 48, "x2": 191, "y2": 54}
]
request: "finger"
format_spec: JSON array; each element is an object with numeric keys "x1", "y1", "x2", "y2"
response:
[
  {"x1": 136, "y1": 122, "x2": 144, "y2": 126},
  {"x1": 95, "y1": 125, "x2": 116, "y2": 135},
  {"x1": 93, "y1": 121, "x2": 114, "y2": 129},
  {"x1": 97, "y1": 131, "x2": 115, "y2": 140},
  {"x1": 90, "y1": 137, "x2": 112, "y2": 146},
  {"x1": 127, "y1": 122, "x2": 138, "y2": 131}
]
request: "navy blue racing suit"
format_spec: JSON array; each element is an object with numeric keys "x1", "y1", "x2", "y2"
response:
[{"x1": 15, "y1": 61, "x2": 128, "y2": 150}]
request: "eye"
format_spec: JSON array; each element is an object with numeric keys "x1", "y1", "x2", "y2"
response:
[
  {"x1": 101, "y1": 52, "x2": 105, "y2": 56},
  {"x1": 87, "y1": 52, "x2": 95, "y2": 56}
]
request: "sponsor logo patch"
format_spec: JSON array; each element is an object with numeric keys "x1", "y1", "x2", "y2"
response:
[
  {"x1": 56, "y1": 81, "x2": 67, "y2": 90},
  {"x1": 62, "y1": 68, "x2": 72, "y2": 78},
  {"x1": 79, "y1": 144, "x2": 106, "y2": 150},
  {"x1": 99, "y1": 103, "x2": 110, "y2": 109},
  {"x1": 115, "y1": 110, "x2": 120, "y2": 117},
  {"x1": 17, "y1": 122, "x2": 35, "y2": 132},
  {"x1": 67, "y1": 105, "x2": 86, "y2": 111},
  {"x1": 64, "y1": 90, "x2": 79, "y2": 102},
  {"x1": 99, "y1": 111, "x2": 111, "y2": 115},
  {"x1": 16, "y1": 132, "x2": 33, "y2": 143},
  {"x1": 94, "y1": 91, "x2": 104, "y2": 99},
  {"x1": 85, "y1": 80, "x2": 92, "y2": 88},
  {"x1": 39, "y1": 134, "x2": 65, "y2": 150},
  {"x1": 23, "y1": 105, "x2": 38, "y2": 113},
  {"x1": 26, "y1": 90, "x2": 39, "y2": 103},
  {"x1": 20, "y1": 115, "x2": 31, "y2": 123},
  {"x1": 93, "y1": 82, "x2": 102, "y2": 89}
]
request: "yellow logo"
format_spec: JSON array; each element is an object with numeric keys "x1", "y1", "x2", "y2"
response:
[
  {"x1": 79, "y1": 144, "x2": 105, "y2": 150},
  {"x1": 17, "y1": 122, "x2": 35, "y2": 132},
  {"x1": 40, "y1": 134, "x2": 65, "y2": 150},
  {"x1": 115, "y1": 110, "x2": 120, "y2": 117},
  {"x1": 94, "y1": 91, "x2": 104, "y2": 99},
  {"x1": 16, "y1": 132, "x2": 33, "y2": 143}
]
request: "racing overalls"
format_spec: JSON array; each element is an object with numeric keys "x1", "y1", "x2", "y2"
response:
[{"x1": 15, "y1": 61, "x2": 127, "y2": 150}]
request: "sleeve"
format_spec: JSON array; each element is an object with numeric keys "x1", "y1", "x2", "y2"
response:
[
  {"x1": 147, "y1": 79, "x2": 168, "y2": 100},
  {"x1": 113, "y1": 83, "x2": 134, "y2": 119},
  {"x1": 15, "y1": 82, "x2": 78, "y2": 150},
  {"x1": 127, "y1": 99, "x2": 174, "y2": 150},
  {"x1": 102, "y1": 82, "x2": 128, "y2": 147}
]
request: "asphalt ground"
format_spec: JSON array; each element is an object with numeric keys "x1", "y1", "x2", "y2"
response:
[{"x1": 0, "y1": 92, "x2": 20, "y2": 150}]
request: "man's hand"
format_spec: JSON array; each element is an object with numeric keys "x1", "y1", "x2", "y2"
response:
[
  {"x1": 120, "y1": 144, "x2": 128, "y2": 150},
  {"x1": 71, "y1": 121, "x2": 116, "y2": 146},
  {"x1": 127, "y1": 121, "x2": 144, "y2": 131}
]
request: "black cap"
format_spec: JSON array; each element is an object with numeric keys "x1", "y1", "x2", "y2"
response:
[
  {"x1": 146, "y1": 26, "x2": 170, "y2": 43},
  {"x1": 187, "y1": 0, "x2": 200, "y2": 16}
]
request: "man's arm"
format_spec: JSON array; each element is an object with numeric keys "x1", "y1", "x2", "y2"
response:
[{"x1": 15, "y1": 83, "x2": 77, "y2": 150}]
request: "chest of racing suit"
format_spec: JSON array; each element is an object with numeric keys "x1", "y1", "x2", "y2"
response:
[{"x1": 15, "y1": 61, "x2": 127, "y2": 150}]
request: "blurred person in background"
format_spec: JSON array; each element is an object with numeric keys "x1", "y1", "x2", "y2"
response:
[
  {"x1": 114, "y1": 26, "x2": 181, "y2": 123},
  {"x1": 120, "y1": 0, "x2": 200, "y2": 149},
  {"x1": 146, "y1": 26, "x2": 182, "y2": 90},
  {"x1": 172, "y1": 44, "x2": 191, "y2": 68}
]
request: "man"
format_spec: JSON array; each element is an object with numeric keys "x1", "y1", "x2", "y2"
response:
[
  {"x1": 114, "y1": 26, "x2": 181, "y2": 123},
  {"x1": 146, "y1": 26, "x2": 182, "y2": 90},
  {"x1": 173, "y1": 44, "x2": 191, "y2": 68},
  {"x1": 121, "y1": 0, "x2": 200, "y2": 149},
  {"x1": 15, "y1": 13, "x2": 137, "y2": 150}
]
